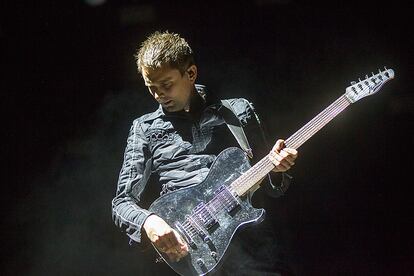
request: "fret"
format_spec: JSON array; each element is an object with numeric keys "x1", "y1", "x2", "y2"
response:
[
  {"x1": 231, "y1": 94, "x2": 351, "y2": 197},
  {"x1": 286, "y1": 95, "x2": 350, "y2": 149}
]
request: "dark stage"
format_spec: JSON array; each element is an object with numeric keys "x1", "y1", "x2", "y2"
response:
[{"x1": 3, "y1": 1, "x2": 413, "y2": 275}]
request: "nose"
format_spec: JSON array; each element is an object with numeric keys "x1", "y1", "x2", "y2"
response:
[
  {"x1": 149, "y1": 87, "x2": 165, "y2": 100},
  {"x1": 154, "y1": 90, "x2": 165, "y2": 101}
]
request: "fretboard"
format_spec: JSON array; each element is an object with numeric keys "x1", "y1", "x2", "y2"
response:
[{"x1": 231, "y1": 94, "x2": 351, "y2": 196}]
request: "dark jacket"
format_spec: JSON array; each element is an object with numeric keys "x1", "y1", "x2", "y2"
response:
[{"x1": 112, "y1": 85, "x2": 291, "y2": 244}]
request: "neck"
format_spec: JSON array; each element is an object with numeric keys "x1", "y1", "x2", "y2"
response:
[
  {"x1": 231, "y1": 94, "x2": 351, "y2": 196},
  {"x1": 185, "y1": 86, "x2": 203, "y2": 113}
]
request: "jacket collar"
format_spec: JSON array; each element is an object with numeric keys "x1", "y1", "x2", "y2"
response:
[{"x1": 150, "y1": 84, "x2": 221, "y2": 119}]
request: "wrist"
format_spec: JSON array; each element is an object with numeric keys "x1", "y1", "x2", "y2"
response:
[{"x1": 143, "y1": 214, "x2": 157, "y2": 233}]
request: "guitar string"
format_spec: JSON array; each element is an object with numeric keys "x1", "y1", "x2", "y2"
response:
[
  {"x1": 185, "y1": 192, "x2": 231, "y2": 237},
  {"x1": 286, "y1": 96, "x2": 349, "y2": 149},
  {"x1": 235, "y1": 160, "x2": 272, "y2": 195},
  {"x1": 231, "y1": 158, "x2": 268, "y2": 193},
  {"x1": 184, "y1": 190, "x2": 232, "y2": 238},
  {"x1": 233, "y1": 143, "x2": 291, "y2": 195},
  {"x1": 237, "y1": 96, "x2": 350, "y2": 190},
  {"x1": 286, "y1": 96, "x2": 347, "y2": 148},
  {"x1": 207, "y1": 187, "x2": 233, "y2": 213},
  {"x1": 189, "y1": 188, "x2": 228, "y2": 221},
  {"x1": 205, "y1": 190, "x2": 224, "y2": 212},
  {"x1": 289, "y1": 97, "x2": 350, "y2": 148},
  {"x1": 182, "y1": 220, "x2": 197, "y2": 238},
  {"x1": 183, "y1": 195, "x2": 223, "y2": 239},
  {"x1": 286, "y1": 95, "x2": 349, "y2": 149},
  {"x1": 287, "y1": 95, "x2": 350, "y2": 148},
  {"x1": 287, "y1": 83, "x2": 373, "y2": 148},
  {"x1": 205, "y1": 87, "x2": 368, "y2": 202},
  {"x1": 217, "y1": 90, "x2": 364, "y2": 195},
  {"x1": 231, "y1": 158, "x2": 273, "y2": 195},
  {"x1": 235, "y1": 90, "x2": 362, "y2": 194},
  {"x1": 210, "y1": 186, "x2": 241, "y2": 214},
  {"x1": 231, "y1": 94, "x2": 355, "y2": 195}
]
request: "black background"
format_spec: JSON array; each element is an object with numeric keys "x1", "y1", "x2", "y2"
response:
[{"x1": 3, "y1": 0, "x2": 413, "y2": 275}]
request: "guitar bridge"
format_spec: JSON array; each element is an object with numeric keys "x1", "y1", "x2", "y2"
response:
[{"x1": 175, "y1": 221, "x2": 197, "y2": 249}]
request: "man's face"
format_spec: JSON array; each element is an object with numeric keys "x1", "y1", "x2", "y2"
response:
[{"x1": 142, "y1": 65, "x2": 197, "y2": 112}]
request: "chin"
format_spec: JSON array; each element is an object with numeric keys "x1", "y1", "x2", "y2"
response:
[{"x1": 164, "y1": 105, "x2": 180, "y2": 112}]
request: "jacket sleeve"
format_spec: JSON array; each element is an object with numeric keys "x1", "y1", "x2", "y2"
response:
[
  {"x1": 111, "y1": 119, "x2": 154, "y2": 244},
  {"x1": 238, "y1": 99, "x2": 292, "y2": 198}
]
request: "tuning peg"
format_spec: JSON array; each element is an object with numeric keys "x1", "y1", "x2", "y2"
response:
[
  {"x1": 350, "y1": 81, "x2": 356, "y2": 85},
  {"x1": 358, "y1": 78, "x2": 362, "y2": 82},
  {"x1": 378, "y1": 69, "x2": 382, "y2": 73},
  {"x1": 365, "y1": 74, "x2": 369, "y2": 79},
  {"x1": 371, "y1": 72, "x2": 375, "y2": 76},
  {"x1": 384, "y1": 66, "x2": 388, "y2": 70}
]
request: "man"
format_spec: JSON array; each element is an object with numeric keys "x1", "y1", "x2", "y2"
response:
[{"x1": 112, "y1": 31, "x2": 298, "y2": 275}]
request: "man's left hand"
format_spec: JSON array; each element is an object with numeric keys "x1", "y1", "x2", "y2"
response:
[{"x1": 269, "y1": 139, "x2": 298, "y2": 172}]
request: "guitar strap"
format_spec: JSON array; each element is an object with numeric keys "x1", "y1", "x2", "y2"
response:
[
  {"x1": 220, "y1": 99, "x2": 254, "y2": 159},
  {"x1": 220, "y1": 99, "x2": 292, "y2": 197}
]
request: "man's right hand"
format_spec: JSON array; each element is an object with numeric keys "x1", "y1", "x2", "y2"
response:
[{"x1": 143, "y1": 214, "x2": 189, "y2": 262}]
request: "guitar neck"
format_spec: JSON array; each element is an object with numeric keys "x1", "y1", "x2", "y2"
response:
[{"x1": 231, "y1": 94, "x2": 351, "y2": 196}]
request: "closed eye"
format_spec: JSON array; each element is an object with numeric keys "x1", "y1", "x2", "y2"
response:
[{"x1": 162, "y1": 83, "x2": 172, "y2": 89}]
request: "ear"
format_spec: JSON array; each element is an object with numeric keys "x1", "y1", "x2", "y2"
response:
[{"x1": 186, "y1": 65, "x2": 197, "y2": 82}]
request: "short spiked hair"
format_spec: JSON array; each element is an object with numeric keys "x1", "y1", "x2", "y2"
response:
[{"x1": 135, "y1": 31, "x2": 195, "y2": 75}]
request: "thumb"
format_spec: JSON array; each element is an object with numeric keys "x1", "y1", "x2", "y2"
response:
[
  {"x1": 273, "y1": 139, "x2": 285, "y2": 152},
  {"x1": 173, "y1": 230, "x2": 187, "y2": 248}
]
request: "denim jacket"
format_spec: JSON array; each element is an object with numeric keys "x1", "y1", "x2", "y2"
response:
[{"x1": 111, "y1": 85, "x2": 291, "y2": 244}]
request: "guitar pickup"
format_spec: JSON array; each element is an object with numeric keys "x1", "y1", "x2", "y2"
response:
[
  {"x1": 217, "y1": 186, "x2": 240, "y2": 214},
  {"x1": 193, "y1": 203, "x2": 218, "y2": 230}
]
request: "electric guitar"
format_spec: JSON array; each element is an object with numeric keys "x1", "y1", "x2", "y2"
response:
[{"x1": 148, "y1": 68, "x2": 395, "y2": 275}]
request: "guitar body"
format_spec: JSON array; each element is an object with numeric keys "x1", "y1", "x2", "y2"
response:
[{"x1": 149, "y1": 147, "x2": 265, "y2": 276}]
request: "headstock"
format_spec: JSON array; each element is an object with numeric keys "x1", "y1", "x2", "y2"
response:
[{"x1": 345, "y1": 67, "x2": 394, "y2": 103}]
